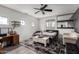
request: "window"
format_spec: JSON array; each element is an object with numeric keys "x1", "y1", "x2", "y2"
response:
[
  {"x1": 0, "y1": 16, "x2": 8, "y2": 24},
  {"x1": 52, "y1": 22, "x2": 55, "y2": 27},
  {"x1": 46, "y1": 20, "x2": 55, "y2": 30},
  {"x1": 32, "y1": 22, "x2": 35, "y2": 27},
  {"x1": 46, "y1": 22, "x2": 49, "y2": 27}
]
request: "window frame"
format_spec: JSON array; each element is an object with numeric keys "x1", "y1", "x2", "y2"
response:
[{"x1": 0, "y1": 16, "x2": 8, "y2": 25}]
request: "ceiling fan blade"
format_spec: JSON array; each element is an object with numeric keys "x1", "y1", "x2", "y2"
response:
[
  {"x1": 35, "y1": 11, "x2": 40, "y2": 14},
  {"x1": 44, "y1": 9, "x2": 52, "y2": 12},
  {"x1": 34, "y1": 8, "x2": 40, "y2": 10},
  {"x1": 42, "y1": 11, "x2": 45, "y2": 14},
  {"x1": 40, "y1": 4, "x2": 48, "y2": 10},
  {"x1": 41, "y1": 4, "x2": 44, "y2": 6}
]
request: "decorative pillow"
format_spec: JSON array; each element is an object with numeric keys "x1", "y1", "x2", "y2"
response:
[{"x1": 48, "y1": 31, "x2": 53, "y2": 33}]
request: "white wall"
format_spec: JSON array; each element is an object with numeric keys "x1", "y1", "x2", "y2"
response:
[{"x1": 0, "y1": 5, "x2": 39, "y2": 42}]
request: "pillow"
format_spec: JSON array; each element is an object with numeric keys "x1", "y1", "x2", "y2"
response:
[
  {"x1": 48, "y1": 31, "x2": 53, "y2": 33},
  {"x1": 43, "y1": 32, "x2": 56, "y2": 36}
]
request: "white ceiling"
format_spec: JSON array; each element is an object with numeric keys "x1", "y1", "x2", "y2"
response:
[{"x1": 2, "y1": 4, "x2": 79, "y2": 18}]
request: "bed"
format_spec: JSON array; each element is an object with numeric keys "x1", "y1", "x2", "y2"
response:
[{"x1": 32, "y1": 30, "x2": 59, "y2": 46}]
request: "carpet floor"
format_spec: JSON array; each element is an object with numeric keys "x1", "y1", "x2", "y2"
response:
[{"x1": 5, "y1": 38, "x2": 77, "y2": 54}]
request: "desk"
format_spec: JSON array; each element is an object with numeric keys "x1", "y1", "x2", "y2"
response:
[{"x1": 0, "y1": 34, "x2": 19, "y2": 53}]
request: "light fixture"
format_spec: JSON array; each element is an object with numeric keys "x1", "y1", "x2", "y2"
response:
[{"x1": 21, "y1": 20, "x2": 25, "y2": 25}]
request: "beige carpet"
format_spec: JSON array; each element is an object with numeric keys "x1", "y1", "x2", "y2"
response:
[{"x1": 6, "y1": 46, "x2": 37, "y2": 54}]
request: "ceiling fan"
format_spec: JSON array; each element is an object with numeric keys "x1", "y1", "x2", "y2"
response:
[{"x1": 34, "y1": 4, "x2": 52, "y2": 14}]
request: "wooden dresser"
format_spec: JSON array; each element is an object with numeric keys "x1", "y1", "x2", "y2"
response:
[
  {"x1": 0, "y1": 34, "x2": 19, "y2": 53},
  {"x1": 10, "y1": 34, "x2": 19, "y2": 45},
  {"x1": 0, "y1": 34, "x2": 19, "y2": 45}
]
